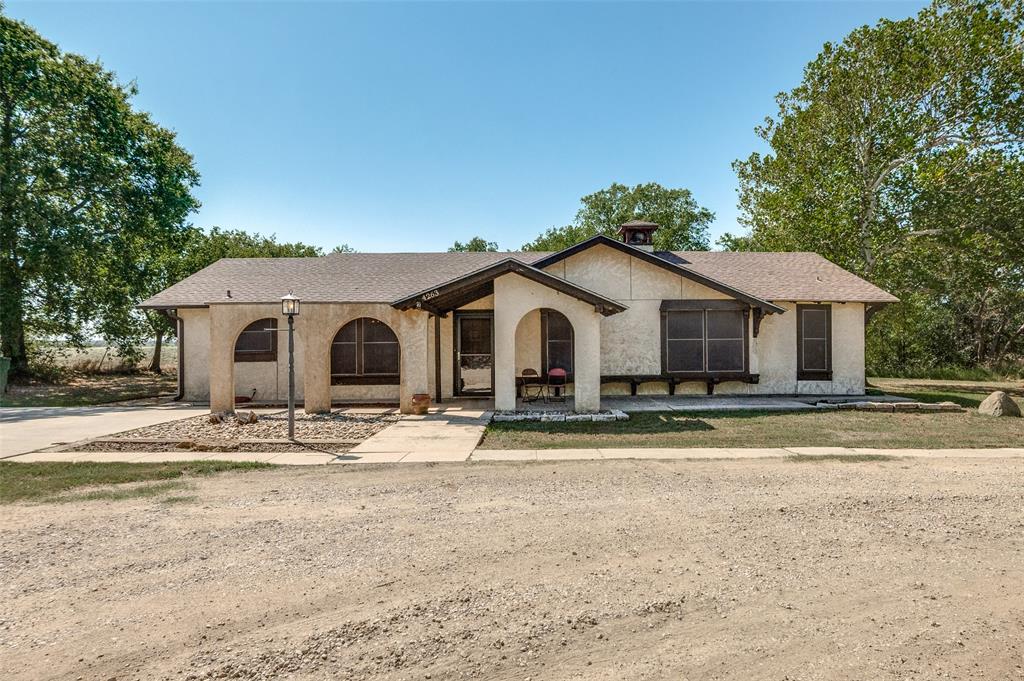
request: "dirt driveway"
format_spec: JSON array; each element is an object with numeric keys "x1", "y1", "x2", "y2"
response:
[{"x1": 2, "y1": 458, "x2": 1022, "y2": 680}]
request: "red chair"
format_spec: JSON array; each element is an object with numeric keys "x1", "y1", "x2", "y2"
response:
[{"x1": 546, "y1": 367, "x2": 567, "y2": 403}]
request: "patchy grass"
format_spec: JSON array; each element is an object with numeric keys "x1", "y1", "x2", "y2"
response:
[
  {"x1": 0, "y1": 372, "x2": 176, "y2": 407},
  {"x1": 785, "y1": 453, "x2": 896, "y2": 463},
  {"x1": 868, "y1": 376, "x2": 1024, "y2": 409},
  {"x1": 67, "y1": 480, "x2": 192, "y2": 503},
  {"x1": 480, "y1": 409, "x2": 1024, "y2": 450},
  {"x1": 0, "y1": 460, "x2": 273, "y2": 504}
]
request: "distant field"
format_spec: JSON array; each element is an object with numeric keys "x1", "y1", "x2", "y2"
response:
[
  {"x1": 47, "y1": 344, "x2": 179, "y2": 374},
  {"x1": 2, "y1": 344, "x2": 179, "y2": 407}
]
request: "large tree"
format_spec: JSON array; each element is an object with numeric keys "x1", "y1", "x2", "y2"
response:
[
  {"x1": 0, "y1": 15, "x2": 200, "y2": 377},
  {"x1": 729, "y1": 0, "x2": 1024, "y2": 370},
  {"x1": 449, "y1": 236, "x2": 498, "y2": 252},
  {"x1": 523, "y1": 182, "x2": 713, "y2": 251}
]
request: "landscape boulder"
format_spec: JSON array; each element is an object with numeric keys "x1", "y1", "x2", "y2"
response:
[
  {"x1": 978, "y1": 391, "x2": 1021, "y2": 417},
  {"x1": 235, "y1": 410, "x2": 259, "y2": 425}
]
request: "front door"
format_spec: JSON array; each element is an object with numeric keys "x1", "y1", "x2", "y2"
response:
[{"x1": 455, "y1": 312, "x2": 493, "y2": 396}]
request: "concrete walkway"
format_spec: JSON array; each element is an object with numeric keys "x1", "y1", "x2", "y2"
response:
[
  {"x1": 472, "y1": 446, "x2": 1024, "y2": 461},
  {"x1": 0, "y1": 405, "x2": 208, "y2": 457},
  {"x1": 344, "y1": 405, "x2": 492, "y2": 462}
]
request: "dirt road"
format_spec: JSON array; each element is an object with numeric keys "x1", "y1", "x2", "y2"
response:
[{"x1": 2, "y1": 458, "x2": 1022, "y2": 680}]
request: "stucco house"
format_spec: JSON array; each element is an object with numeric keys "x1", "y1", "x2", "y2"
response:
[{"x1": 141, "y1": 222, "x2": 898, "y2": 414}]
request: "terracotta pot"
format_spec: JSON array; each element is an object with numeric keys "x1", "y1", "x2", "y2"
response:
[{"x1": 411, "y1": 393, "x2": 431, "y2": 415}]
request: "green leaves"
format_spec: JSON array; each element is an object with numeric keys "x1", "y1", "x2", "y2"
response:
[
  {"x1": 0, "y1": 14, "x2": 199, "y2": 375},
  {"x1": 448, "y1": 237, "x2": 498, "y2": 252},
  {"x1": 522, "y1": 182, "x2": 714, "y2": 252},
  {"x1": 733, "y1": 0, "x2": 1024, "y2": 370}
]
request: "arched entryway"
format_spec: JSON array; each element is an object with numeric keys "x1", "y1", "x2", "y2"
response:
[{"x1": 512, "y1": 307, "x2": 577, "y2": 405}]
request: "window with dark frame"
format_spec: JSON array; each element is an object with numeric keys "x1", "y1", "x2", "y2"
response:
[
  {"x1": 797, "y1": 304, "x2": 832, "y2": 381},
  {"x1": 662, "y1": 307, "x2": 747, "y2": 375},
  {"x1": 541, "y1": 309, "x2": 574, "y2": 375},
  {"x1": 234, "y1": 318, "x2": 277, "y2": 362},
  {"x1": 331, "y1": 318, "x2": 400, "y2": 385}
]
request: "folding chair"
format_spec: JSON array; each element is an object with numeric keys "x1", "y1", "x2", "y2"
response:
[
  {"x1": 545, "y1": 367, "x2": 567, "y2": 403},
  {"x1": 516, "y1": 368, "x2": 541, "y2": 403}
]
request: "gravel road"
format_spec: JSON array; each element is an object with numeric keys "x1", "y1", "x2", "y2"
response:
[{"x1": 1, "y1": 458, "x2": 1022, "y2": 680}]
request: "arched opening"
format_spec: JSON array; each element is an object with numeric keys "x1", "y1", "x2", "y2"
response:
[
  {"x1": 330, "y1": 317, "x2": 400, "y2": 385},
  {"x1": 232, "y1": 318, "x2": 279, "y2": 405},
  {"x1": 513, "y1": 307, "x2": 576, "y2": 404}
]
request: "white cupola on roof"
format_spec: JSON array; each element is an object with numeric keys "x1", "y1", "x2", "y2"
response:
[{"x1": 618, "y1": 220, "x2": 659, "y2": 252}]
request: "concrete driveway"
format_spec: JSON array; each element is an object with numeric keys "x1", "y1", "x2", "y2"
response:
[{"x1": 0, "y1": 405, "x2": 208, "y2": 457}]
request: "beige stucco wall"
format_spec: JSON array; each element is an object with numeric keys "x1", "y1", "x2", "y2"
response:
[
  {"x1": 493, "y1": 272, "x2": 603, "y2": 411},
  {"x1": 180, "y1": 245, "x2": 868, "y2": 411},
  {"x1": 537, "y1": 245, "x2": 866, "y2": 397},
  {"x1": 179, "y1": 308, "x2": 211, "y2": 401},
  {"x1": 200, "y1": 302, "x2": 428, "y2": 414}
]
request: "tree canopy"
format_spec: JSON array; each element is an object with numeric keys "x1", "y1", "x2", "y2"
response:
[
  {"x1": 729, "y1": 0, "x2": 1024, "y2": 372},
  {"x1": 523, "y1": 182, "x2": 714, "y2": 252},
  {"x1": 449, "y1": 237, "x2": 498, "y2": 252},
  {"x1": 0, "y1": 14, "x2": 200, "y2": 377}
]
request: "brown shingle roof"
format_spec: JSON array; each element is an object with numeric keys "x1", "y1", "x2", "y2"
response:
[
  {"x1": 664, "y1": 251, "x2": 899, "y2": 303},
  {"x1": 140, "y1": 248, "x2": 897, "y2": 308}
]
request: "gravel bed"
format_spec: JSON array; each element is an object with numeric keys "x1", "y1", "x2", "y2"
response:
[
  {"x1": 2, "y1": 459, "x2": 1022, "y2": 680},
  {"x1": 105, "y1": 410, "x2": 400, "y2": 442}
]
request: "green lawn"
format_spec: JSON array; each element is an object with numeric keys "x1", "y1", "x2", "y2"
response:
[
  {"x1": 480, "y1": 409, "x2": 1024, "y2": 450},
  {"x1": 0, "y1": 372, "x2": 176, "y2": 407},
  {"x1": 0, "y1": 460, "x2": 273, "y2": 503}
]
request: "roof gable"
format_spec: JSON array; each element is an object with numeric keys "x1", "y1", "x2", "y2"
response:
[
  {"x1": 390, "y1": 258, "x2": 627, "y2": 316},
  {"x1": 533, "y1": 235, "x2": 786, "y2": 313}
]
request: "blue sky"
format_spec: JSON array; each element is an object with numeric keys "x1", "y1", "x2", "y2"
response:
[{"x1": 8, "y1": 1, "x2": 926, "y2": 252}]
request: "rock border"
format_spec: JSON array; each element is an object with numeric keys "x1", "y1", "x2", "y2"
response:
[
  {"x1": 493, "y1": 409, "x2": 629, "y2": 423},
  {"x1": 823, "y1": 401, "x2": 963, "y2": 413}
]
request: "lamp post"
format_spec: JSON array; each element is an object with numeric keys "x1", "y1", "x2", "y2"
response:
[{"x1": 281, "y1": 293, "x2": 300, "y2": 440}]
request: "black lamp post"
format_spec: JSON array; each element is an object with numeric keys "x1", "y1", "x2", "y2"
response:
[{"x1": 281, "y1": 293, "x2": 300, "y2": 439}]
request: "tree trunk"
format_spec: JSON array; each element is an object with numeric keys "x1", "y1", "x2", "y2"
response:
[{"x1": 148, "y1": 328, "x2": 163, "y2": 374}]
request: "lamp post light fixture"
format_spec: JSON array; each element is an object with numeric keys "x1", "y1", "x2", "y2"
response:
[{"x1": 281, "y1": 293, "x2": 300, "y2": 440}]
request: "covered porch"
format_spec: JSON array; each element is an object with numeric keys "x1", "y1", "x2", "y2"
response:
[{"x1": 392, "y1": 258, "x2": 625, "y2": 413}]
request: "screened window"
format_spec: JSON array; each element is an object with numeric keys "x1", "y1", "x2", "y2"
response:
[
  {"x1": 797, "y1": 304, "x2": 832, "y2": 380},
  {"x1": 663, "y1": 308, "x2": 747, "y2": 374},
  {"x1": 331, "y1": 318, "x2": 400, "y2": 384},
  {"x1": 541, "y1": 309, "x2": 574, "y2": 374},
  {"x1": 234, "y1": 318, "x2": 277, "y2": 362}
]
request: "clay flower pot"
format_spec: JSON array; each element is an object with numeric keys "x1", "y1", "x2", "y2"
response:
[{"x1": 411, "y1": 393, "x2": 431, "y2": 415}]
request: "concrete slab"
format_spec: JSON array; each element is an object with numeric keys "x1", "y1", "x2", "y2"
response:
[
  {"x1": 0, "y1": 405, "x2": 208, "y2": 457},
  {"x1": 328, "y1": 451, "x2": 409, "y2": 464},
  {"x1": 264, "y1": 452, "x2": 337, "y2": 465},
  {"x1": 784, "y1": 447, "x2": 855, "y2": 456},
  {"x1": 190, "y1": 452, "x2": 280, "y2": 463},
  {"x1": 5, "y1": 451, "x2": 80, "y2": 462},
  {"x1": 471, "y1": 449, "x2": 538, "y2": 461},
  {"x1": 598, "y1": 448, "x2": 684, "y2": 459},
  {"x1": 348, "y1": 406, "x2": 490, "y2": 459},
  {"x1": 400, "y1": 450, "x2": 471, "y2": 463},
  {"x1": 129, "y1": 451, "x2": 219, "y2": 463},
  {"x1": 534, "y1": 449, "x2": 602, "y2": 460},
  {"x1": 719, "y1": 448, "x2": 793, "y2": 459}
]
